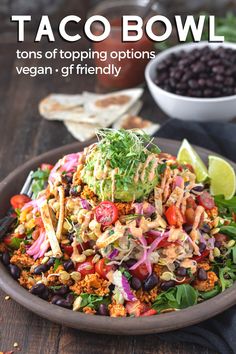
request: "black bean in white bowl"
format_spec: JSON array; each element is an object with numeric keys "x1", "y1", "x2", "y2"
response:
[{"x1": 145, "y1": 42, "x2": 236, "y2": 122}]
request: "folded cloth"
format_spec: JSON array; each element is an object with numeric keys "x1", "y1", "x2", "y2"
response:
[{"x1": 154, "y1": 119, "x2": 236, "y2": 354}]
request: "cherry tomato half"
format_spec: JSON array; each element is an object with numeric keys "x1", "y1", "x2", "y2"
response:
[
  {"x1": 165, "y1": 205, "x2": 184, "y2": 227},
  {"x1": 197, "y1": 191, "x2": 215, "y2": 210},
  {"x1": 10, "y1": 194, "x2": 31, "y2": 210},
  {"x1": 62, "y1": 242, "x2": 90, "y2": 256},
  {"x1": 40, "y1": 163, "x2": 54, "y2": 171},
  {"x1": 140, "y1": 309, "x2": 157, "y2": 317},
  {"x1": 130, "y1": 263, "x2": 150, "y2": 281},
  {"x1": 95, "y1": 201, "x2": 118, "y2": 226},
  {"x1": 95, "y1": 258, "x2": 113, "y2": 279},
  {"x1": 76, "y1": 255, "x2": 95, "y2": 278}
]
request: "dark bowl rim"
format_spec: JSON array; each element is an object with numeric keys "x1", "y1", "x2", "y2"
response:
[{"x1": 0, "y1": 137, "x2": 235, "y2": 335}]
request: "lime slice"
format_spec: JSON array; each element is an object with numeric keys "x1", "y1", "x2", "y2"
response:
[
  {"x1": 208, "y1": 155, "x2": 236, "y2": 200},
  {"x1": 177, "y1": 139, "x2": 208, "y2": 182}
]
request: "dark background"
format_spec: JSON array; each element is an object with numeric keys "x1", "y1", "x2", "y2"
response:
[{"x1": 0, "y1": 1, "x2": 235, "y2": 353}]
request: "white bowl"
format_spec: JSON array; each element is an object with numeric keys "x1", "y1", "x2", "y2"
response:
[{"x1": 145, "y1": 41, "x2": 236, "y2": 121}]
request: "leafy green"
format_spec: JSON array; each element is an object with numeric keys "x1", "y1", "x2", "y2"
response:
[
  {"x1": 79, "y1": 293, "x2": 110, "y2": 310},
  {"x1": 152, "y1": 284, "x2": 198, "y2": 312},
  {"x1": 199, "y1": 285, "x2": 221, "y2": 300},
  {"x1": 215, "y1": 195, "x2": 236, "y2": 215},
  {"x1": 9, "y1": 237, "x2": 22, "y2": 250},
  {"x1": 119, "y1": 266, "x2": 132, "y2": 281},
  {"x1": 31, "y1": 168, "x2": 50, "y2": 199},
  {"x1": 96, "y1": 129, "x2": 160, "y2": 174},
  {"x1": 54, "y1": 258, "x2": 62, "y2": 271},
  {"x1": 220, "y1": 225, "x2": 236, "y2": 239},
  {"x1": 156, "y1": 12, "x2": 236, "y2": 51}
]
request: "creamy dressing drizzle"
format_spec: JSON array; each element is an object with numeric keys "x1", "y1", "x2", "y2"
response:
[
  {"x1": 134, "y1": 163, "x2": 142, "y2": 183},
  {"x1": 140, "y1": 154, "x2": 156, "y2": 182},
  {"x1": 148, "y1": 158, "x2": 159, "y2": 181}
]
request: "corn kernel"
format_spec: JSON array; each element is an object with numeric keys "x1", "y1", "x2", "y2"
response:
[{"x1": 213, "y1": 247, "x2": 221, "y2": 257}]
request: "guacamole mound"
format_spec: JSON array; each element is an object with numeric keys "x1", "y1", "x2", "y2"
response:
[{"x1": 80, "y1": 130, "x2": 160, "y2": 202}]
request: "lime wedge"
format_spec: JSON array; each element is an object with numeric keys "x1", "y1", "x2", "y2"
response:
[
  {"x1": 177, "y1": 139, "x2": 208, "y2": 182},
  {"x1": 208, "y1": 155, "x2": 236, "y2": 200}
]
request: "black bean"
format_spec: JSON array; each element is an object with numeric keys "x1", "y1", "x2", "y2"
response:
[
  {"x1": 131, "y1": 277, "x2": 142, "y2": 290},
  {"x1": 200, "y1": 223, "x2": 211, "y2": 233},
  {"x1": 2, "y1": 252, "x2": 10, "y2": 266},
  {"x1": 155, "y1": 46, "x2": 236, "y2": 98},
  {"x1": 55, "y1": 299, "x2": 72, "y2": 309},
  {"x1": 192, "y1": 185, "x2": 204, "y2": 192},
  {"x1": 198, "y1": 242, "x2": 207, "y2": 253},
  {"x1": 53, "y1": 285, "x2": 69, "y2": 296},
  {"x1": 197, "y1": 268, "x2": 207, "y2": 281},
  {"x1": 160, "y1": 280, "x2": 176, "y2": 291},
  {"x1": 8, "y1": 264, "x2": 21, "y2": 280},
  {"x1": 215, "y1": 241, "x2": 222, "y2": 249},
  {"x1": 183, "y1": 224, "x2": 192, "y2": 233},
  {"x1": 143, "y1": 273, "x2": 159, "y2": 291},
  {"x1": 66, "y1": 293, "x2": 74, "y2": 305},
  {"x1": 46, "y1": 257, "x2": 55, "y2": 268},
  {"x1": 70, "y1": 186, "x2": 80, "y2": 197},
  {"x1": 98, "y1": 303, "x2": 109, "y2": 316},
  {"x1": 126, "y1": 259, "x2": 137, "y2": 268},
  {"x1": 30, "y1": 283, "x2": 46, "y2": 296},
  {"x1": 34, "y1": 264, "x2": 49, "y2": 275},
  {"x1": 175, "y1": 267, "x2": 187, "y2": 277},
  {"x1": 51, "y1": 295, "x2": 63, "y2": 304},
  {"x1": 40, "y1": 287, "x2": 50, "y2": 300},
  {"x1": 63, "y1": 259, "x2": 74, "y2": 272}
]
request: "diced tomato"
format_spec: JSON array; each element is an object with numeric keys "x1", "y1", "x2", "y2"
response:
[
  {"x1": 165, "y1": 205, "x2": 184, "y2": 227},
  {"x1": 40, "y1": 163, "x2": 54, "y2": 171},
  {"x1": 76, "y1": 255, "x2": 95, "y2": 278},
  {"x1": 140, "y1": 309, "x2": 157, "y2": 317},
  {"x1": 193, "y1": 249, "x2": 210, "y2": 262},
  {"x1": 95, "y1": 201, "x2": 118, "y2": 226},
  {"x1": 130, "y1": 263, "x2": 150, "y2": 281},
  {"x1": 185, "y1": 163, "x2": 194, "y2": 173},
  {"x1": 10, "y1": 194, "x2": 31, "y2": 210},
  {"x1": 95, "y1": 258, "x2": 113, "y2": 279},
  {"x1": 34, "y1": 217, "x2": 44, "y2": 228},
  {"x1": 62, "y1": 242, "x2": 90, "y2": 256},
  {"x1": 186, "y1": 197, "x2": 197, "y2": 210},
  {"x1": 32, "y1": 229, "x2": 40, "y2": 240},
  {"x1": 197, "y1": 191, "x2": 215, "y2": 210},
  {"x1": 126, "y1": 300, "x2": 149, "y2": 317},
  {"x1": 146, "y1": 234, "x2": 178, "y2": 249}
]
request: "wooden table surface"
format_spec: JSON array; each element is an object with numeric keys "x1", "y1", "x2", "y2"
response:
[{"x1": 0, "y1": 31, "x2": 215, "y2": 354}]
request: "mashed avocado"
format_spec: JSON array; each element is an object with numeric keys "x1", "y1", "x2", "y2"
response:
[{"x1": 80, "y1": 129, "x2": 160, "y2": 202}]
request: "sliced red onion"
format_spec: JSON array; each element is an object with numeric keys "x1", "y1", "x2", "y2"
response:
[
  {"x1": 112, "y1": 270, "x2": 136, "y2": 302},
  {"x1": 206, "y1": 237, "x2": 215, "y2": 250},
  {"x1": 27, "y1": 230, "x2": 49, "y2": 260},
  {"x1": 49, "y1": 152, "x2": 82, "y2": 183},
  {"x1": 143, "y1": 203, "x2": 156, "y2": 216},
  {"x1": 80, "y1": 198, "x2": 91, "y2": 210},
  {"x1": 173, "y1": 176, "x2": 184, "y2": 189},
  {"x1": 22, "y1": 195, "x2": 46, "y2": 213},
  {"x1": 199, "y1": 233, "x2": 207, "y2": 245},
  {"x1": 108, "y1": 249, "x2": 119, "y2": 260},
  {"x1": 129, "y1": 236, "x2": 147, "y2": 271},
  {"x1": 133, "y1": 203, "x2": 143, "y2": 215}
]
